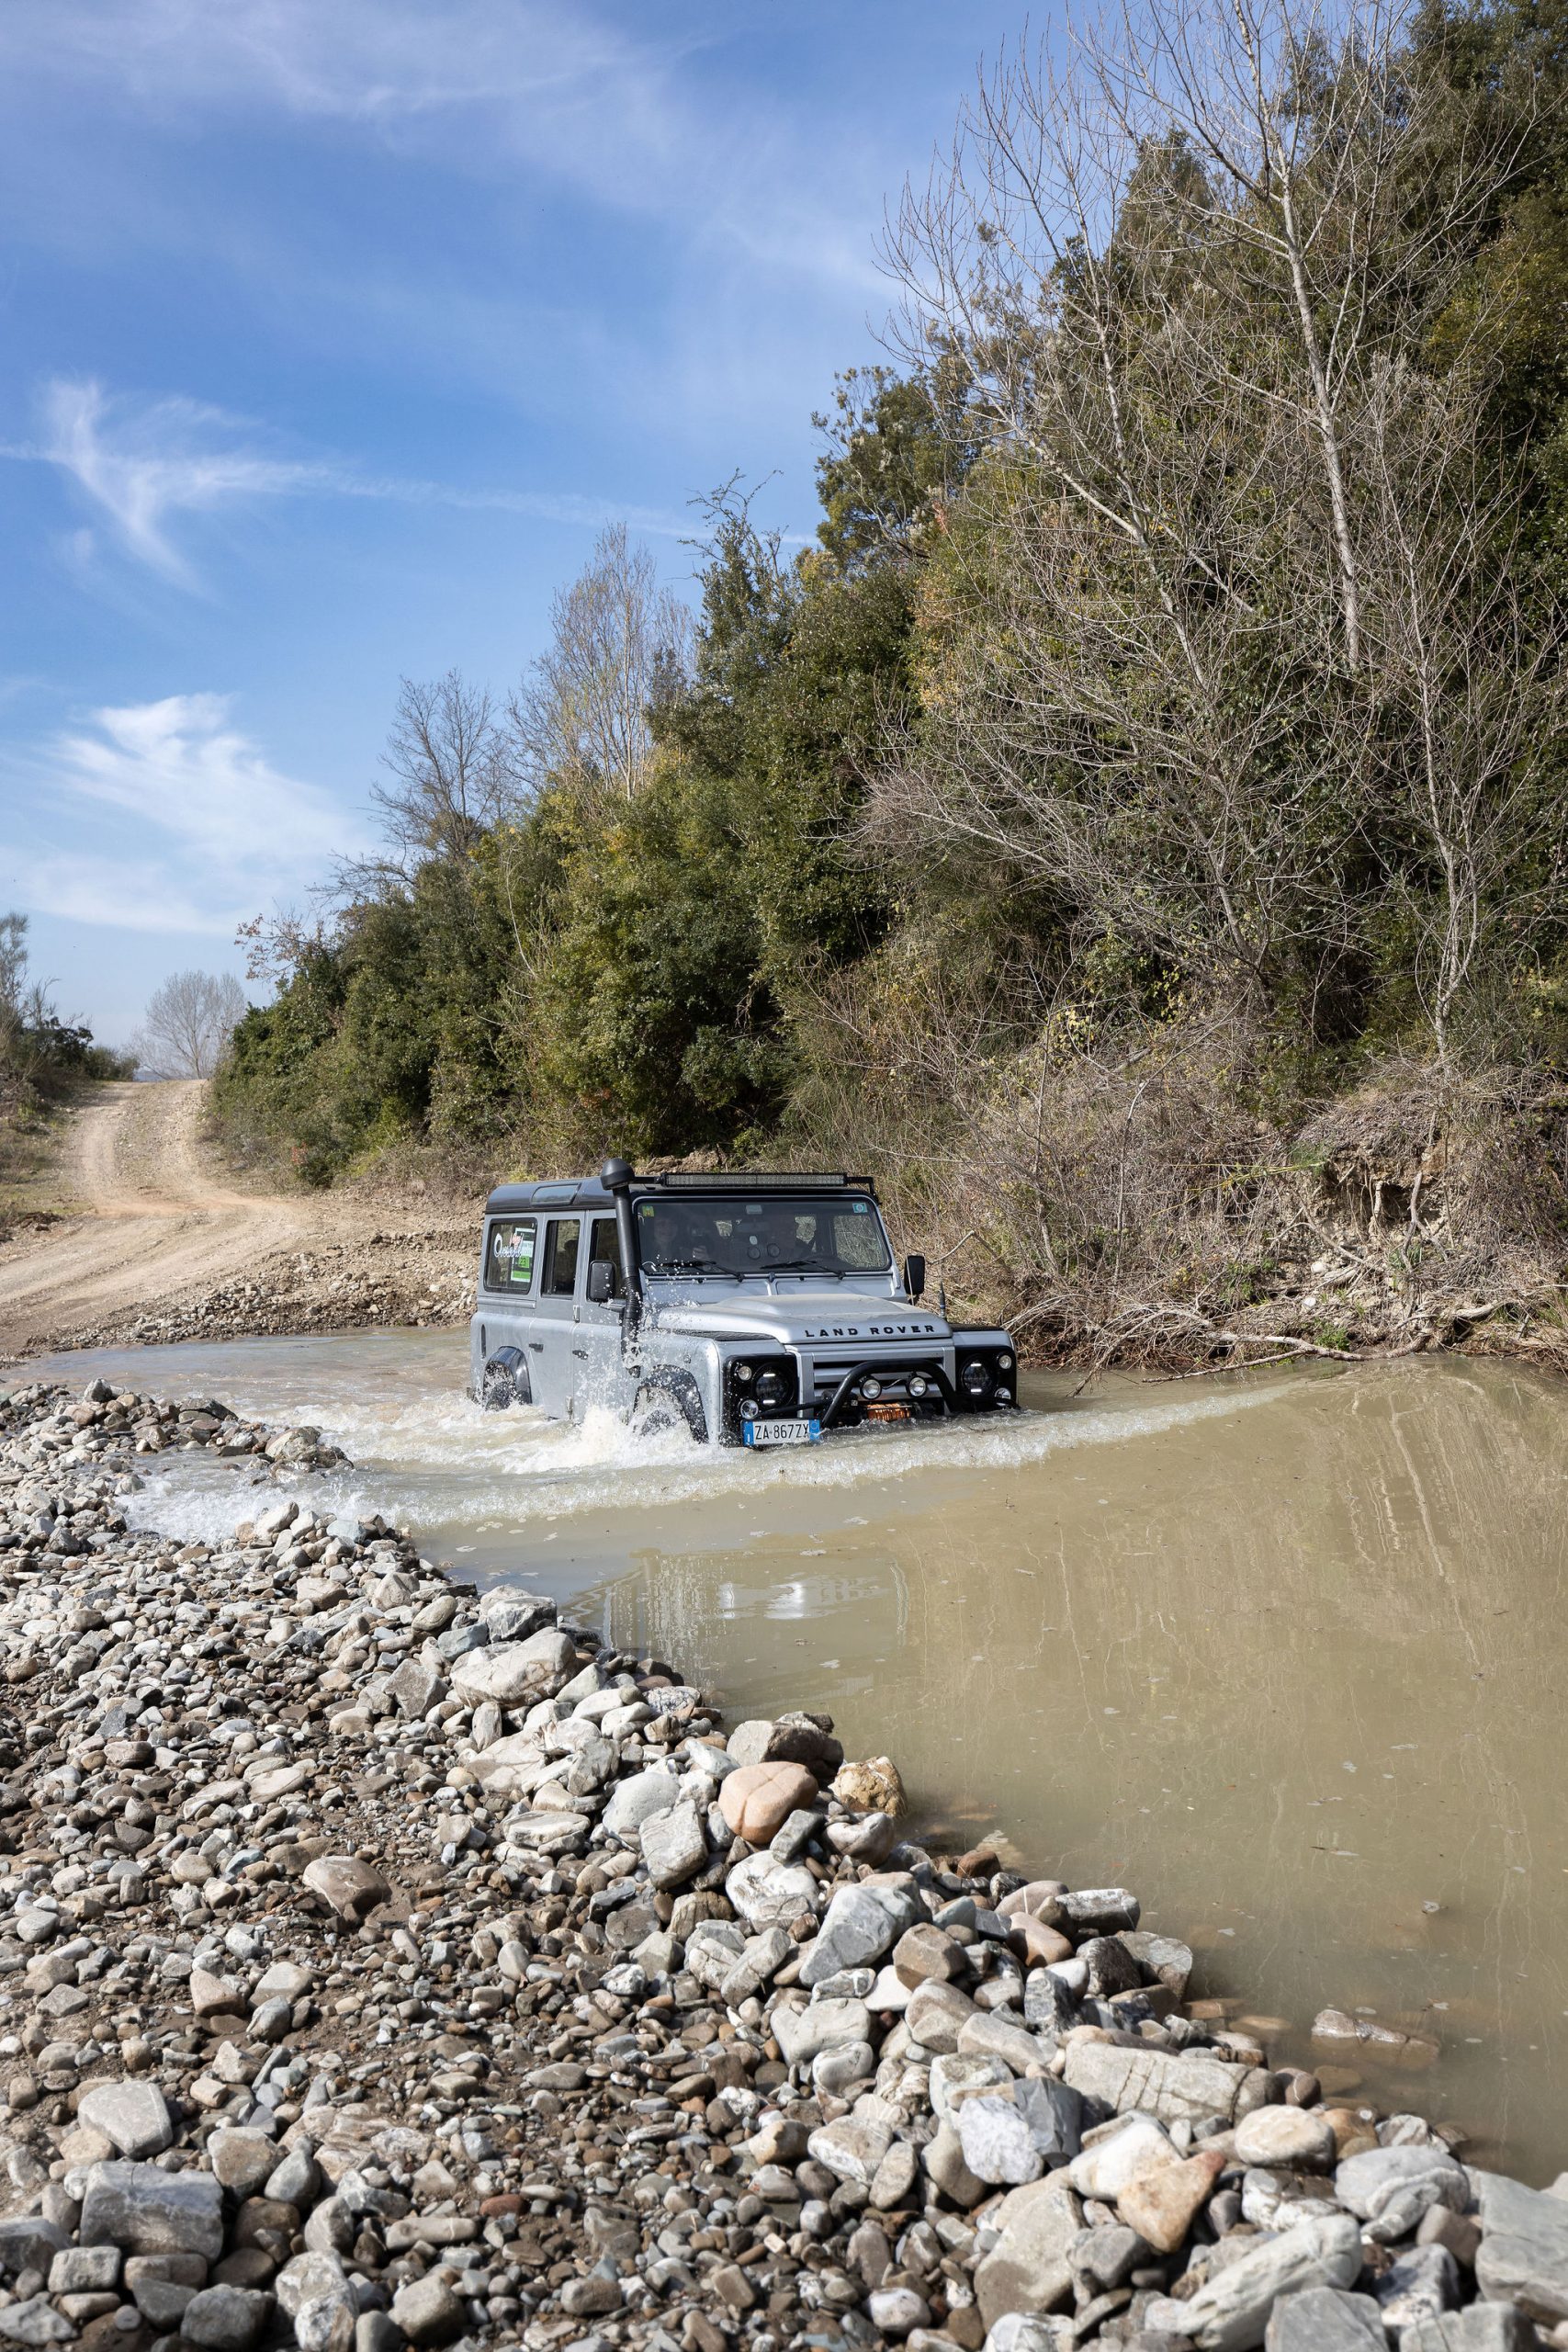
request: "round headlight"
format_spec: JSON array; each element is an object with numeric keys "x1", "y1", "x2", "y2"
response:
[
  {"x1": 757, "y1": 1369, "x2": 784, "y2": 1405},
  {"x1": 734, "y1": 1363, "x2": 754, "y2": 1385},
  {"x1": 861, "y1": 1375, "x2": 883, "y2": 1400},
  {"x1": 962, "y1": 1361, "x2": 988, "y2": 1395},
  {"x1": 908, "y1": 1373, "x2": 930, "y2": 1397},
  {"x1": 998, "y1": 1351, "x2": 1014, "y2": 1373}
]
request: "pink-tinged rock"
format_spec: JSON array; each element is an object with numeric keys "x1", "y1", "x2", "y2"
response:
[
  {"x1": 1117, "y1": 2147, "x2": 1226, "y2": 2254},
  {"x1": 1008, "y1": 1917, "x2": 1075, "y2": 1967},
  {"x1": 719, "y1": 1762, "x2": 819, "y2": 1845}
]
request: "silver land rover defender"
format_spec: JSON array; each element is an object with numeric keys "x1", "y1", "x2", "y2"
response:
[{"x1": 469, "y1": 1159, "x2": 1018, "y2": 1446}]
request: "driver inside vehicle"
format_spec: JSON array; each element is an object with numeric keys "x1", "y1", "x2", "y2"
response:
[
  {"x1": 643, "y1": 1202, "x2": 716, "y2": 1270},
  {"x1": 735, "y1": 1204, "x2": 807, "y2": 1264}
]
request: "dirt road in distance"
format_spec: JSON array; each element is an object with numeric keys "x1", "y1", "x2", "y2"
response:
[{"x1": 0, "y1": 1080, "x2": 476, "y2": 1363}]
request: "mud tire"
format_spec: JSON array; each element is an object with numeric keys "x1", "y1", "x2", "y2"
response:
[
  {"x1": 480, "y1": 1349, "x2": 532, "y2": 1410},
  {"x1": 628, "y1": 1374, "x2": 706, "y2": 1444}
]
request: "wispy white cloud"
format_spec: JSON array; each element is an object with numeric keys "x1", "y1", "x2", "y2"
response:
[
  {"x1": 0, "y1": 1, "x2": 887, "y2": 299},
  {"x1": 6, "y1": 692, "x2": 356, "y2": 935},
  {"x1": 4, "y1": 854, "x2": 238, "y2": 938},
  {"x1": 29, "y1": 381, "x2": 321, "y2": 583},
  {"x1": 3, "y1": 378, "x2": 701, "y2": 586}
]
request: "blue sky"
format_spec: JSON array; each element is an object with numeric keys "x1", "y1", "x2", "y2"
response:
[{"x1": 0, "y1": 1, "x2": 1021, "y2": 1048}]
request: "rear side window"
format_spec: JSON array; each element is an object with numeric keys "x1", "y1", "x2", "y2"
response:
[
  {"x1": 485, "y1": 1218, "x2": 537, "y2": 1293},
  {"x1": 542, "y1": 1217, "x2": 581, "y2": 1297}
]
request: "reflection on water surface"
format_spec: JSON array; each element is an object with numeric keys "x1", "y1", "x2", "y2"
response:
[{"x1": 25, "y1": 1327, "x2": 1568, "y2": 2179}]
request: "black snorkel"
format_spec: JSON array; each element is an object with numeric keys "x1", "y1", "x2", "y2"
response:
[{"x1": 601, "y1": 1157, "x2": 642, "y2": 1344}]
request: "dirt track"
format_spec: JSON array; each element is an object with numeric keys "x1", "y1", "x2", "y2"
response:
[{"x1": 0, "y1": 1080, "x2": 476, "y2": 1363}]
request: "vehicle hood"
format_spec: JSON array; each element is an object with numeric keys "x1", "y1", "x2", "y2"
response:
[{"x1": 648, "y1": 1291, "x2": 951, "y2": 1348}]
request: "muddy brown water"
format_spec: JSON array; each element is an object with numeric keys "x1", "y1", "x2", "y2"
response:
[{"x1": 24, "y1": 1329, "x2": 1568, "y2": 2181}]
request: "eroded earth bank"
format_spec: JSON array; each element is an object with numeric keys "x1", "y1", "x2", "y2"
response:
[{"x1": 0, "y1": 1377, "x2": 1562, "y2": 2352}]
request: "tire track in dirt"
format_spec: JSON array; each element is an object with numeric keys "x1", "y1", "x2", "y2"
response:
[{"x1": 0, "y1": 1082, "x2": 476, "y2": 1362}]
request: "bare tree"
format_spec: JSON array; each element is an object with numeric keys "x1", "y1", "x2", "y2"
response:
[
  {"x1": 368, "y1": 671, "x2": 511, "y2": 873},
  {"x1": 887, "y1": 0, "x2": 1529, "y2": 676},
  {"x1": 134, "y1": 970, "x2": 249, "y2": 1079},
  {"x1": 868, "y1": 0, "x2": 1551, "y2": 1046},
  {"x1": 1359, "y1": 374, "x2": 1564, "y2": 1069},
  {"x1": 509, "y1": 525, "x2": 692, "y2": 808}
]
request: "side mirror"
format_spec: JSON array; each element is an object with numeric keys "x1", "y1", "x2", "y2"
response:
[
  {"x1": 903, "y1": 1253, "x2": 926, "y2": 1303},
  {"x1": 586, "y1": 1261, "x2": 617, "y2": 1306}
]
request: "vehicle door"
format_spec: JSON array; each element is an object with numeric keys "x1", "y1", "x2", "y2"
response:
[
  {"x1": 575, "y1": 1216, "x2": 629, "y2": 1419},
  {"x1": 532, "y1": 1216, "x2": 582, "y2": 1418},
  {"x1": 475, "y1": 1216, "x2": 538, "y2": 1396}
]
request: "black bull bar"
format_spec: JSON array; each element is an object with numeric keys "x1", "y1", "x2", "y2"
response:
[{"x1": 818, "y1": 1356, "x2": 959, "y2": 1430}]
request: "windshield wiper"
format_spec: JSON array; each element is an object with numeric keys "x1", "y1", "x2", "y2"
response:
[
  {"x1": 762, "y1": 1257, "x2": 847, "y2": 1280},
  {"x1": 645, "y1": 1259, "x2": 743, "y2": 1282}
]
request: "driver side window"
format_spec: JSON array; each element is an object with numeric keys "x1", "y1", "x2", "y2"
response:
[{"x1": 542, "y1": 1218, "x2": 581, "y2": 1297}]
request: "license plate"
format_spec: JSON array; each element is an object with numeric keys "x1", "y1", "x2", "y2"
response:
[
  {"x1": 743, "y1": 1418, "x2": 821, "y2": 1447},
  {"x1": 865, "y1": 1401, "x2": 913, "y2": 1423}
]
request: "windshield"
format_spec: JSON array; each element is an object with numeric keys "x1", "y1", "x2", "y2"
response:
[{"x1": 635, "y1": 1193, "x2": 892, "y2": 1277}]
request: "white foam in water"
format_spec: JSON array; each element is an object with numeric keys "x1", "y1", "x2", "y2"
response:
[{"x1": 73, "y1": 1328, "x2": 1300, "y2": 1554}]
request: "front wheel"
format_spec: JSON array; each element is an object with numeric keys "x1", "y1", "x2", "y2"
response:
[{"x1": 627, "y1": 1374, "x2": 707, "y2": 1444}]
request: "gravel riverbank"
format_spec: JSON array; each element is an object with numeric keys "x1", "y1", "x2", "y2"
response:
[{"x1": 0, "y1": 1379, "x2": 1563, "y2": 2352}]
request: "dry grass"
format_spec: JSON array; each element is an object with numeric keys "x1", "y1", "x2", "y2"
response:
[{"x1": 788, "y1": 976, "x2": 1568, "y2": 1372}]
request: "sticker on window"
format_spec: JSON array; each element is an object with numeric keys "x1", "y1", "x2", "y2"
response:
[{"x1": 487, "y1": 1220, "x2": 536, "y2": 1290}]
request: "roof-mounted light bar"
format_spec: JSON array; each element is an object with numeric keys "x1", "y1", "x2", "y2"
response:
[{"x1": 649, "y1": 1170, "x2": 873, "y2": 1194}]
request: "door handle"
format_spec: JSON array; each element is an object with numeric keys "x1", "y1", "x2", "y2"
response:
[{"x1": 571, "y1": 1348, "x2": 589, "y2": 1361}]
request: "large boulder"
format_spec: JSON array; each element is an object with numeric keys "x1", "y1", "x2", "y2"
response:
[
  {"x1": 301, "y1": 1856, "x2": 390, "y2": 1924},
  {"x1": 726, "y1": 1851, "x2": 821, "y2": 1930},
  {"x1": 1472, "y1": 2168, "x2": 1568, "y2": 2324},
  {"x1": 80, "y1": 2163, "x2": 223, "y2": 2260},
  {"x1": 1397, "y1": 2303, "x2": 1538, "y2": 2350},
  {"x1": 1062, "y1": 2039, "x2": 1261, "y2": 2124},
  {"x1": 76, "y1": 2082, "x2": 174, "y2": 2161},
  {"x1": 1336, "y1": 2145, "x2": 1470, "y2": 2242},
  {"x1": 1234, "y1": 2107, "x2": 1337, "y2": 2172},
  {"x1": 451, "y1": 1628, "x2": 576, "y2": 1707},
  {"x1": 799, "y1": 1875, "x2": 922, "y2": 1986},
  {"x1": 1144, "y1": 2211, "x2": 1361, "y2": 2350},
  {"x1": 719, "y1": 1761, "x2": 818, "y2": 1844},
  {"x1": 639, "y1": 1800, "x2": 707, "y2": 1889},
  {"x1": 973, "y1": 2175, "x2": 1082, "y2": 2326},
  {"x1": 1262, "y1": 2288, "x2": 1385, "y2": 2350},
  {"x1": 726, "y1": 1713, "x2": 843, "y2": 1778},
  {"x1": 602, "y1": 1766, "x2": 682, "y2": 1843}
]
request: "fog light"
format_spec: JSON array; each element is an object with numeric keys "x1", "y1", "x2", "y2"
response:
[
  {"x1": 908, "y1": 1373, "x2": 930, "y2": 1397},
  {"x1": 739, "y1": 1398, "x2": 758, "y2": 1421},
  {"x1": 994, "y1": 1385, "x2": 1013, "y2": 1406},
  {"x1": 961, "y1": 1362, "x2": 988, "y2": 1396},
  {"x1": 757, "y1": 1369, "x2": 784, "y2": 1406},
  {"x1": 998, "y1": 1351, "x2": 1014, "y2": 1372},
  {"x1": 861, "y1": 1375, "x2": 883, "y2": 1400},
  {"x1": 734, "y1": 1363, "x2": 754, "y2": 1385}
]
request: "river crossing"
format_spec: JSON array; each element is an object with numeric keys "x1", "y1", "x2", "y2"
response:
[{"x1": 23, "y1": 1329, "x2": 1568, "y2": 2184}]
